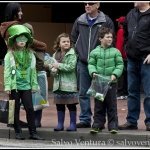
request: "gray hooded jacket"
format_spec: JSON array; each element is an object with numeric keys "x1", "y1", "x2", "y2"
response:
[{"x1": 71, "y1": 11, "x2": 114, "y2": 64}]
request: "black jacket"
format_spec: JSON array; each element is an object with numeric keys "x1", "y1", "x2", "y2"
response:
[
  {"x1": 125, "y1": 8, "x2": 150, "y2": 60},
  {"x1": 71, "y1": 12, "x2": 114, "y2": 64}
]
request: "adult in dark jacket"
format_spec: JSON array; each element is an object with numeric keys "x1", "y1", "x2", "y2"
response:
[
  {"x1": 1, "y1": 3, "x2": 47, "y2": 130},
  {"x1": 119, "y1": 2, "x2": 150, "y2": 131},
  {"x1": 71, "y1": 2, "x2": 114, "y2": 128}
]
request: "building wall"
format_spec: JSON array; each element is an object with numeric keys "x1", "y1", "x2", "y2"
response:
[{"x1": 21, "y1": 3, "x2": 52, "y2": 22}]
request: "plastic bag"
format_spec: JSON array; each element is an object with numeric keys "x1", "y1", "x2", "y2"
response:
[
  {"x1": 32, "y1": 92, "x2": 49, "y2": 111},
  {"x1": 44, "y1": 53, "x2": 57, "y2": 68},
  {"x1": 21, "y1": 92, "x2": 49, "y2": 111},
  {"x1": 87, "y1": 74, "x2": 111, "y2": 102},
  {"x1": 0, "y1": 100, "x2": 15, "y2": 124},
  {"x1": 44, "y1": 53, "x2": 58, "y2": 75}
]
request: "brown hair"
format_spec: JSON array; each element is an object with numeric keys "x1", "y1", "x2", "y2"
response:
[
  {"x1": 53, "y1": 33, "x2": 72, "y2": 52},
  {"x1": 98, "y1": 26, "x2": 114, "y2": 39}
]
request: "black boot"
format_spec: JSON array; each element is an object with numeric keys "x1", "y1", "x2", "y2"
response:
[{"x1": 29, "y1": 127, "x2": 44, "y2": 140}]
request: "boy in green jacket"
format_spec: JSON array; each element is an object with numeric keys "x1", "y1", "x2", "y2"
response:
[{"x1": 88, "y1": 27, "x2": 124, "y2": 134}]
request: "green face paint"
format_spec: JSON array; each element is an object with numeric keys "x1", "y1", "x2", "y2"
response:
[{"x1": 16, "y1": 35, "x2": 28, "y2": 43}]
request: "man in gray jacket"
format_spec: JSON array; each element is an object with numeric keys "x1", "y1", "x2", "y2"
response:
[{"x1": 71, "y1": 2, "x2": 114, "y2": 128}]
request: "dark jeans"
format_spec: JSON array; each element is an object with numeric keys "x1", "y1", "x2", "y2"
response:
[
  {"x1": 127, "y1": 58, "x2": 150, "y2": 125},
  {"x1": 77, "y1": 60, "x2": 92, "y2": 124},
  {"x1": 117, "y1": 59, "x2": 128, "y2": 96},
  {"x1": 92, "y1": 84, "x2": 118, "y2": 130},
  {"x1": 10, "y1": 90, "x2": 36, "y2": 135}
]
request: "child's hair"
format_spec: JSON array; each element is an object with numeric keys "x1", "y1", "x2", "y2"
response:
[
  {"x1": 4, "y1": 2, "x2": 21, "y2": 21},
  {"x1": 98, "y1": 27, "x2": 114, "y2": 39},
  {"x1": 53, "y1": 33, "x2": 72, "y2": 51}
]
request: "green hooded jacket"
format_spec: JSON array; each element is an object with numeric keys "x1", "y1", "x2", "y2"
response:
[{"x1": 53, "y1": 48, "x2": 77, "y2": 92}]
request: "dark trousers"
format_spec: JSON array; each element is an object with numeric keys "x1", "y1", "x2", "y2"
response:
[
  {"x1": 10, "y1": 90, "x2": 36, "y2": 135},
  {"x1": 56, "y1": 104, "x2": 77, "y2": 112},
  {"x1": 117, "y1": 60, "x2": 128, "y2": 96},
  {"x1": 92, "y1": 84, "x2": 118, "y2": 130}
]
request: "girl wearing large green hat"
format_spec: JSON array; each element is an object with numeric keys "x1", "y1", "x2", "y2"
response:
[
  {"x1": 7, "y1": 24, "x2": 33, "y2": 47},
  {"x1": 4, "y1": 24, "x2": 44, "y2": 140}
]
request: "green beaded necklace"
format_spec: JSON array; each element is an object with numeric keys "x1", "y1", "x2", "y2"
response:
[{"x1": 13, "y1": 49, "x2": 31, "y2": 78}]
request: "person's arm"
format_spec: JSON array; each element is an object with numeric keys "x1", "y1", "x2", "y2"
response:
[
  {"x1": 4, "y1": 52, "x2": 11, "y2": 92},
  {"x1": 123, "y1": 16, "x2": 128, "y2": 52},
  {"x1": 71, "y1": 18, "x2": 79, "y2": 47},
  {"x1": 112, "y1": 50, "x2": 124, "y2": 79},
  {"x1": 30, "y1": 52, "x2": 38, "y2": 91},
  {"x1": 88, "y1": 50, "x2": 98, "y2": 77},
  {"x1": 53, "y1": 54, "x2": 77, "y2": 73}
]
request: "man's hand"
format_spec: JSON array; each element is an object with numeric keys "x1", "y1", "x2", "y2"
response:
[
  {"x1": 143, "y1": 54, "x2": 150, "y2": 64},
  {"x1": 111, "y1": 75, "x2": 116, "y2": 81}
]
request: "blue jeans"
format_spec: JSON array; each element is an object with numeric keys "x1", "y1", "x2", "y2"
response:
[
  {"x1": 77, "y1": 61, "x2": 92, "y2": 124},
  {"x1": 127, "y1": 58, "x2": 150, "y2": 125}
]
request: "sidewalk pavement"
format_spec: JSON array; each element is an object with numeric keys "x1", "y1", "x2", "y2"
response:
[{"x1": 0, "y1": 92, "x2": 149, "y2": 147}]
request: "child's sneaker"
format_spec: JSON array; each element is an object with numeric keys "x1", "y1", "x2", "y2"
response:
[
  {"x1": 109, "y1": 129, "x2": 118, "y2": 134},
  {"x1": 90, "y1": 128, "x2": 102, "y2": 134}
]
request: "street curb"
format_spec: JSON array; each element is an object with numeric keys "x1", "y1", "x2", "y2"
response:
[{"x1": 0, "y1": 128, "x2": 150, "y2": 147}]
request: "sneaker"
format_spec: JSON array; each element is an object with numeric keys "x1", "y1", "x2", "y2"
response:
[
  {"x1": 118, "y1": 122, "x2": 138, "y2": 130},
  {"x1": 124, "y1": 96, "x2": 128, "y2": 100},
  {"x1": 110, "y1": 129, "x2": 118, "y2": 134},
  {"x1": 117, "y1": 96, "x2": 128, "y2": 100},
  {"x1": 76, "y1": 122, "x2": 91, "y2": 128},
  {"x1": 117, "y1": 96, "x2": 124, "y2": 100},
  {"x1": 90, "y1": 128, "x2": 102, "y2": 134}
]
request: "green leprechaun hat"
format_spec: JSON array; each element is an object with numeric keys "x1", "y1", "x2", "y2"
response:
[{"x1": 7, "y1": 24, "x2": 33, "y2": 47}]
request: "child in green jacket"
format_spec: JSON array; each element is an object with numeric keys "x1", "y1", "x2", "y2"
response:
[
  {"x1": 48, "y1": 33, "x2": 78, "y2": 132},
  {"x1": 4, "y1": 24, "x2": 43, "y2": 140},
  {"x1": 88, "y1": 27, "x2": 124, "y2": 134}
]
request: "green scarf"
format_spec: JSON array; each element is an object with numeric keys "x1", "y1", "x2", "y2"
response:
[{"x1": 12, "y1": 49, "x2": 31, "y2": 78}]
